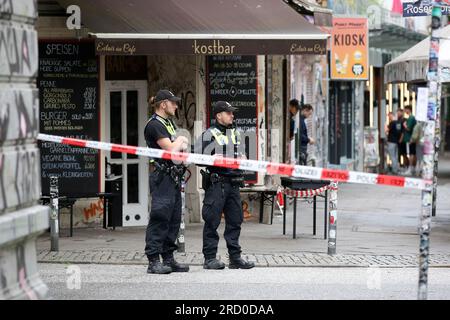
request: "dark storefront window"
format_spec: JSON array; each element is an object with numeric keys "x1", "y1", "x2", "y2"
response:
[
  {"x1": 126, "y1": 90, "x2": 139, "y2": 159},
  {"x1": 110, "y1": 91, "x2": 122, "y2": 159},
  {"x1": 329, "y1": 81, "x2": 354, "y2": 165}
]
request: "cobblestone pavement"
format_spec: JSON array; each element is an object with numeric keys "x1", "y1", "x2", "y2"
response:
[{"x1": 37, "y1": 249, "x2": 450, "y2": 268}]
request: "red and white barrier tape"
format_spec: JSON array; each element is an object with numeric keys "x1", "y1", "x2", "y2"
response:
[
  {"x1": 283, "y1": 185, "x2": 329, "y2": 198},
  {"x1": 37, "y1": 134, "x2": 432, "y2": 191}
]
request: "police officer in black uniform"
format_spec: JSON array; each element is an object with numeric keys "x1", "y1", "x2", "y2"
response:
[
  {"x1": 144, "y1": 89, "x2": 190, "y2": 274},
  {"x1": 195, "y1": 101, "x2": 255, "y2": 270}
]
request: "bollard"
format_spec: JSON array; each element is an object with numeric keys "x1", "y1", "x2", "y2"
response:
[
  {"x1": 418, "y1": 1, "x2": 442, "y2": 300},
  {"x1": 327, "y1": 181, "x2": 338, "y2": 255},
  {"x1": 50, "y1": 176, "x2": 60, "y2": 252},
  {"x1": 177, "y1": 177, "x2": 186, "y2": 253}
]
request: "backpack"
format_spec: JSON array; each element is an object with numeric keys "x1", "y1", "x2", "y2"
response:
[{"x1": 411, "y1": 121, "x2": 422, "y2": 144}]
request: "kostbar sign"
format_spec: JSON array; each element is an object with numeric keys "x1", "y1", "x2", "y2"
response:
[
  {"x1": 403, "y1": 0, "x2": 450, "y2": 17},
  {"x1": 94, "y1": 39, "x2": 327, "y2": 56},
  {"x1": 330, "y1": 18, "x2": 369, "y2": 80}
]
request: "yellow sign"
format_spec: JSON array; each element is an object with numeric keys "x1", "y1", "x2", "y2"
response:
[{"x1": 331, "y1": 18, "x2": 368, "y2": 80}]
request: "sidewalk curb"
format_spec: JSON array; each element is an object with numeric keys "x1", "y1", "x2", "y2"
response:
[{"x1": 37, "y1": 250, "x2": 450, "y2": 268}]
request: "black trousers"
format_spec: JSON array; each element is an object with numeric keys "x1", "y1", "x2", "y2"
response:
[
  {"x1": 145, "y1": 172, "x2": 181, "y2": 258},
  {"x1": 300, "y1": 149, "x2": 307, "y2": 165},
  {"x1": 202, "y1": 181, "x2": 243, "y2": 260}
]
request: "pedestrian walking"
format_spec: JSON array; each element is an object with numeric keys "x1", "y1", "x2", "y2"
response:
[
  {"x1": 299, "y1": 104, "x2": 315, "y2": 165},
  {"x1": 288, "y1": 100, "x2": 315, "y2": 165},
  {"x1": 385, "y1": 112, "x2": 401, "y2": 174},
  {"x1": 396, "y1": 108, "x2": 408, "y2": 170},
  {"x1": 402, "y1": 105, "x2": 417, "y2": 175}
]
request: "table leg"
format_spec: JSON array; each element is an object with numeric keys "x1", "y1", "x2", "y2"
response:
[
  {"x1": 313, "y1": 196, "x2": 317, "y2": 236},
  {"x1": 259, "y1": 192, "x2": 264, "y2": 224},
  {"x1": 293, "y1": 197, "x2": 297, "y2": 239},
  {"x1": 283, "y1": 194, "x2": 287, "y2": 235},
  {"x1": 70, "y1": 204, "x2": 73, "y2": 237},
  {"x1": 324, "y1": 190, "x2": 328, "y2": 240},
  {"x1": 270, "y1": 194, "x2": 274, "y2": 225},
  {"x1": 102, "y1": 197, "x2": 107, "y2": 229}
]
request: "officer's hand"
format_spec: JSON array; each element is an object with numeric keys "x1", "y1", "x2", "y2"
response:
[
  {"x1": 176, "y1": 136, "x2": 189, "y2": 152},
  {"x1": 176, "y1": 136, "x2": 189, "y2": 144},
  {"x1": 309, "y1": 137, "x2": 315, "y2": 145}
]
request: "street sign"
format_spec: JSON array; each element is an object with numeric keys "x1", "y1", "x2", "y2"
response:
[{"x1": 403, "y1": 0, "x2": 450, "y2": 17}]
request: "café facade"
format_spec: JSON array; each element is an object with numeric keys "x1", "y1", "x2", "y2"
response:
[{"x1": 37, "y1": 0, "x2": 331, "y2": 229}]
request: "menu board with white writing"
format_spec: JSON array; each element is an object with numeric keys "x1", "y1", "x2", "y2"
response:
[
  {"x1": 38, "y1": 41, "x2": 100, "y2": 196},
  {"x1": 207, "y1": 55, "x2": 258, "y2": 183}
]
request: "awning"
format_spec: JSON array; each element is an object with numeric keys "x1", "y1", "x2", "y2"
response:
[
  {"x1": 285, "y1": 0, "x2": 333, "y2": 27},
  {"x1": 56, "y1": 0, "x2": 329, "y2": 55},
  {"x1": 385, "y1": 24, "x2": 450, "y2": 83}
]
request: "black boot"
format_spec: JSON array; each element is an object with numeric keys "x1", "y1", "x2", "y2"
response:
[
  {"x1": 229, "y1": 257, "x2": 255, "y2": 269},
  {"x1": 162, "y1": 252, "x2": 189, "y2": 272},
  {"x1": 147, "y1": 255, "x2": 172, "y2": 274},
  {"x1": 203, "y1": 258, "x2": 225, "y2": 270}
]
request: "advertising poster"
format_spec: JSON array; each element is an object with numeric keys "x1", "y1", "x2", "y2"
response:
[{"x1": 331, "y1": 17, "x2": 369, "y2": 80}]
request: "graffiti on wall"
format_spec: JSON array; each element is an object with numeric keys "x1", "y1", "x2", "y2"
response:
[
  {"x1": 16, "y1": 244, "x2": 38, "y2": 300},
  {"x1": 0, "y1": 0, "x2": 49, "y2": 300},
  {"x1": 0, "y1": 25, "x2": 37, "y2": 78},
  {"x1": 0, "y1": 89, "x2": 40, "y2": 211},
  {"x1": 177, "y1": 90, "x2": 196, "y2": 131},
  {"x1": 291, "y1": 55, "x2": 328, "y2": 167},
  {"x1": 82, "y1": 198, "x2": 104, "y2": 222},
  {"x1": 0, "y1": 148, "x2": 40, "y2": 211},
  {"x1": 268, "y1": 56, "x2": 284, "y2": 163},
  {"x1": 0, "y1": 243, "x2": 41, "y2": 300},
  {"x1": 0, "y1": 89, "x2": 39, "y2": 144},
  {"x1": 0, "y1": 0, "x2": 37, "y2": 19},
  {"x1": 313, "y1": 61, "x2": 327, "y2": 168},
  {"x1": 147, "y1": 56, "x2": 197, "y2": 132}
]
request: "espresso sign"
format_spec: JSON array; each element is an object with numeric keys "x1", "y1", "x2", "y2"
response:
[
  {"x1": 207, "y1": 55, "x2": 258, "y2": 182},
  {"x1": 38, "y1": 41, "x2": 100, "y2": 196}
]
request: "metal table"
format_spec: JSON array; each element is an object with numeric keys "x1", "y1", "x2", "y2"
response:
[{"x1": 280, "y1": 177, "x2": 330, "y2": 239}]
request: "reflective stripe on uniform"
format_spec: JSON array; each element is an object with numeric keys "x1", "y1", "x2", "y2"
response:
[
  {"x1": 210, "y1": 127, "x2": 240, "y2": 146},
  {"x1": 147, "y1": 114, "x2": 177, "y2": 163}
]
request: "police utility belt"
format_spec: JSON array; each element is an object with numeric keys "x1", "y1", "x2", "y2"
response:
[
  {"x1": 152, "y1": 161, "x2": 186, "y2": 188},
  {"x1": 200, "y1": 169, "x2": 244, "y2": 190}
]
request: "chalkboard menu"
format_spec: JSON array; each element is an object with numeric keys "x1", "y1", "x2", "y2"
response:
[
  {"x1": 38, "y1": 41, "x2": 100, "y2": 196},
  {"x1": 207, "y1": 55, "x2": 258, "y2": 182}
]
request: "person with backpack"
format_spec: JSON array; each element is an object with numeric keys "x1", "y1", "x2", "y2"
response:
[
  {"x1": 402, "y1": 105, "x2": 417, "y2": 175},
  {"x1": 410, "y1": 120, "x2": 424, "y2": 177}
]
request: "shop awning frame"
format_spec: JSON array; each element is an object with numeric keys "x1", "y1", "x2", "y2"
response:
[
  {"x1": 385, "y1": 25, "x2": 450, "y2": 83},
  {"x1": 55, "y1": 0, "x2": 330, "y2": 55},
  {"x1": 91, "y1": 33, "x2": 329, "y2": 40}
]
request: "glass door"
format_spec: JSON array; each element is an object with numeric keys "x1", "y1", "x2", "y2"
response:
[{"x1": 105, "y1": 81, "x2": 148, "y2": 227}]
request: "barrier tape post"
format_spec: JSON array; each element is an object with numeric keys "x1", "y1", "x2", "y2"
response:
[
  {"x1": 432, "y1": 74, "x2": 442, "y2": 218},
  {"x1": 418, "y1": 1, "x2": 442, "y2": 300},
  {"x1": 50, "y1": 176, "x2": 59, "y2": 252},
  {"x1": 177, "y1": 176, "x2": 186, "y2": 253},
  {"x1": 327, "y1": 182, "x2": 338, "y2": 255}
]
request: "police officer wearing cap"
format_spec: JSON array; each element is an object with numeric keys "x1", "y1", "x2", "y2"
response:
[
  {"x1": 195, "y1": 101, "x2": 255, "y2": 270},
  {"x1": 144, "y1": 89, "x2": 190, "y2": 274}
]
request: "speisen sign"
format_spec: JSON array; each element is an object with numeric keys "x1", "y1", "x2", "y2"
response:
[{"x1": 403, "y1": 0, "x2": 450, "y2": 17}]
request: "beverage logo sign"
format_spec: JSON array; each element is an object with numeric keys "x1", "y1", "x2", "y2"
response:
[
  {"x1": 331, "y1": 18, "x2": 369, "y2": 80},
  {"x1": 403, "y1": 0, "x2": 450, "y2": 17}
]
